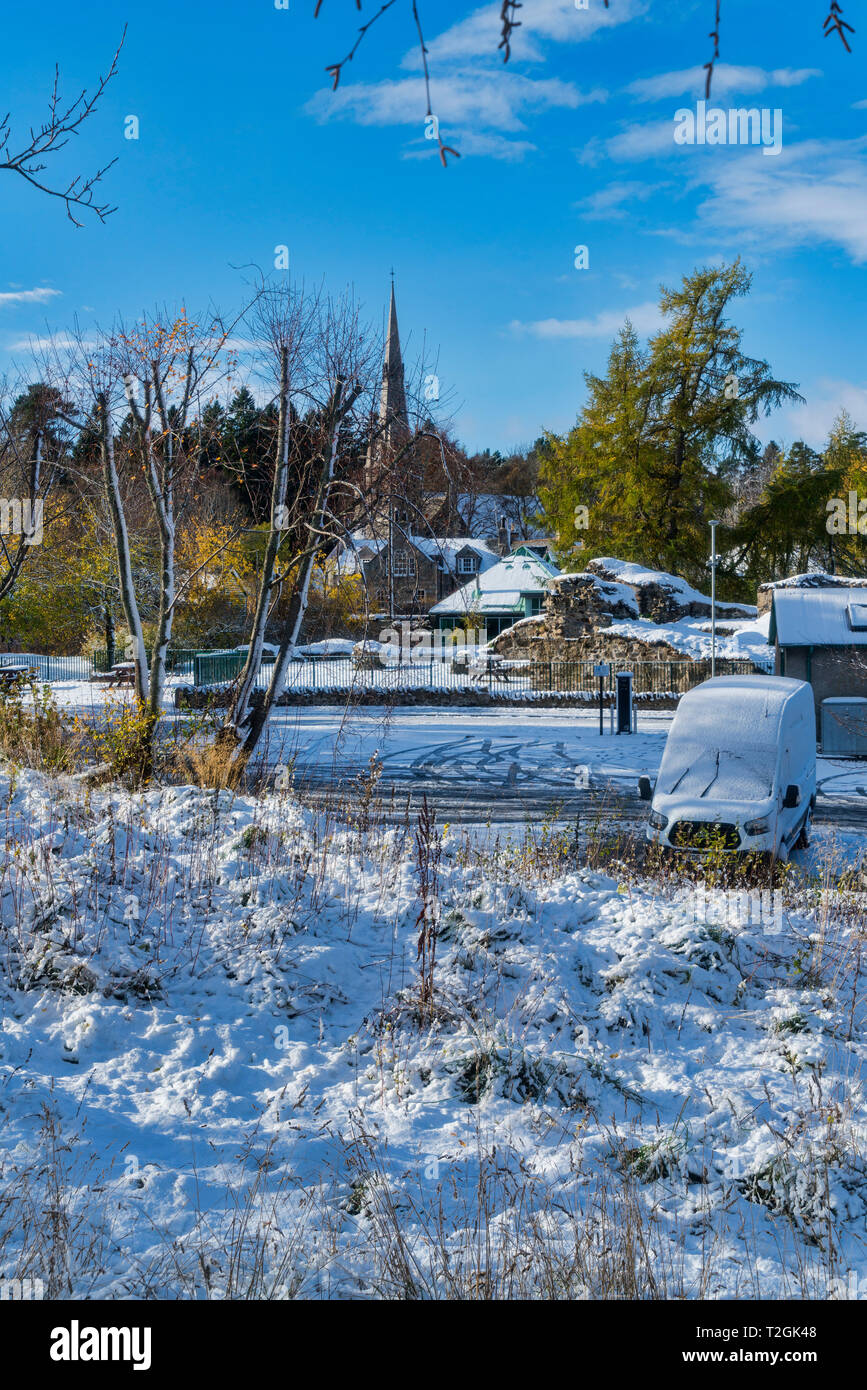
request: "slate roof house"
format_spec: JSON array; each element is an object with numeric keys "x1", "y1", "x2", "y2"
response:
[
  {"x1": 768, "y1": 584, "x2": 867, "y2": 735},
  {"x1": 429, "y1": 552, "x2": 560, "y2": 639},
  {"x1": 336, "y1": 532, "x2": 500, "y2": 617}
]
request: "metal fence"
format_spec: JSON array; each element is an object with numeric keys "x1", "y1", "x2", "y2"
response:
[
  {"x1": 0, "y1": 649, "x2": 773, "y2": 698},
  {"x1": 187, "y1": 653, "x2": 773, "y2": 696},
  {"x1": 0, "y1": 648, "x2": 208, "y2": 682},
  {"x1": 92, "y1": 648, "x2": 200, "y2": 675},
  {"x1": 0, "y1": 652, "x2": 95, "y2": 682}
]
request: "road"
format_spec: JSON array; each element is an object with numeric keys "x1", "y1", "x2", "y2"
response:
[
  {"x1": 292, "y1": 763, "x2": 867, "y2": 833},
  {"x1": 267, "y1": 707, "x2": 867, "y2": 836}
]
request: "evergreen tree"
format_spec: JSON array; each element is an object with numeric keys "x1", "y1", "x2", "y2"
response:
[{"x1": 540, "y1": 260, "x2": 802, "y2": 585}]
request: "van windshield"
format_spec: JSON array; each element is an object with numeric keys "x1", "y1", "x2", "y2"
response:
[{"x1": 657, "y1": 742, "x2": 776, "y2": 803}]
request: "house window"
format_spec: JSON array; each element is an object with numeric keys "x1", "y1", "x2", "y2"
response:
[
  {"x1": 457, "y1": 554, "x2": 478, "y2": 575},
  {"x1": 392, "y1": 550, "x2": 415, "y2": 577},
  {"x1": 416, "y1": 590, "x2": 426, "y2": 600}
]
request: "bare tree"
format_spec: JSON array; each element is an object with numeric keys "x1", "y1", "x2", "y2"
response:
[
  {"x1": 0, "y1": 30, "x2": 125, "y2": 224},
  {"x1": 219, "y1": 284, "x2": 377, "y2": 765},
  {"x1": 64, "y1": 307, "x2": 246, "y2": 736}
]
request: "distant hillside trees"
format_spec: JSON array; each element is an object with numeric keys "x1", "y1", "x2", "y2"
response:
[{"x1": 728, "y1": 414, "x2": 867, "y2": 584}]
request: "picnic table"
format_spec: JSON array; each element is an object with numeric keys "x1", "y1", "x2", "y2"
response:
[
  {"x1": 90, "y1": 662, "x2": 136, "y2": 688},
  {"x1": 0, "y1": 663, "x2": 37, "y2": 684},
  {"x1": 467, "y1": 654, "x2": 513, "y2": 686}
]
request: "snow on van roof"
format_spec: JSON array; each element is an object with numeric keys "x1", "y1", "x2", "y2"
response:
[
  {"x1": 681, "y1": 674, "x2": 807, "y2": 703},
  {"x1": 666, "y1": 678, "x2": 812, "y2": 787},
  {"x1": 677, "y1": 675, "x2": 809, "y2": 723}
]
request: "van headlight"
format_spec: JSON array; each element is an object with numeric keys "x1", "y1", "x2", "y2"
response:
[
  {"x1": 744, "y1": 817, "x2": 770, "y2": 836},
  {"x1": 649, "y1": 809, "x2": 668, "y2": 829}
]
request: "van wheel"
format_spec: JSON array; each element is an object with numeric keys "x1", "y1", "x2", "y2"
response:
[{"x1": 795, "y1": 807, "x2": 813, "y2": 851}]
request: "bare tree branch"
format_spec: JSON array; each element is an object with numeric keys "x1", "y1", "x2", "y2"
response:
[
  {"x1": 824, "y1": 1, "x2": 855, "y2": 53},
  {"x1": 0, "y1": 27, "x2": 126, "y2": 225},
  {"x1": 704, "y1": 0, "x2": 721, "y2": 99}
]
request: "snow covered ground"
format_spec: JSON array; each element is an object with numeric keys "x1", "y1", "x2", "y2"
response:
[
  {"x1": 605, "y1": 611, "x2": 773, "y2": 665},
  {"x1": 265, "y1": 705, "x2": 672, "y2": 792},
  {"x1": 2, "y1": 763, "x2": 867, "y2": 1299}
]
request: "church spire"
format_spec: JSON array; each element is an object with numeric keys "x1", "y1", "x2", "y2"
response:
[
  {"x1": 379, "y1": 280, "x2": 408, "y2": 442},
  {"x1": 364, "y1": 279, "x2": 410, "y2": 497}
]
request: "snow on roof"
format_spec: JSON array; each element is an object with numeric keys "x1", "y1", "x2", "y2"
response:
[
  {"x1": 760, "y1": 570, "x2": 867, "y2": 592},
  {"x1": 671, "y1": 675, "x2": 811, "y2": 749},
  {"x1": 770, "y1": 587, "x2": 867, "y2": 647},
  {"x1": 430, "y1": 552, "x2": 559, "y2": 616},
  {"x1": 409, "y1": 536, "x2": 499, "y2": 574},
  {"x1": 659, "y1": 677, "x2": 812, "y2": 802},
  {"x1": 334, "y1": 534, "x2": 388, "y2": 573},
  {"x1": 588, "y1": 556, "x2": 755, "y2": 615},
  {"x1": 334, "y1": 533, "x2": 498, "y2": 576},
  {"x1": 681, "y1": 673, "x2": 806, "y2": 708}
]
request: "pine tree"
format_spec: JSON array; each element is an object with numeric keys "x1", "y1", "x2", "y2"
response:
[{"x1": 540, "y1": 260, "x2": 802, "y2": 586}]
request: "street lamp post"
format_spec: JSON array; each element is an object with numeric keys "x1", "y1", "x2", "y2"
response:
[{"x1": 709, "y1": 519, "x2": 720, "y2": 679}]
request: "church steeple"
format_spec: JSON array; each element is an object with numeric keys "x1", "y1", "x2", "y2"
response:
[
  {"x1": 364, "y1": 279, "x2": 411, "y2": 496},
  {"x1": 379, "y1": 280, "x2": 409, "y2": 446}
]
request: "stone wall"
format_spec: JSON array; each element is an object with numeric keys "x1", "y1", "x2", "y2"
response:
[
  {"x1": 491, "y1": 572, "x2": 688, "y2": 667},
  {"x1": 586, "y1": 559, "x2": 754, "y2": 622},
  {"x1": 174, "y1": 683, "x2": 679, "y2": 712}
]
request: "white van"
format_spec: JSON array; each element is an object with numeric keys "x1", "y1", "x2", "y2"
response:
[{"x1": 639, "y1": 676, "x2": 816, "y2": 859}]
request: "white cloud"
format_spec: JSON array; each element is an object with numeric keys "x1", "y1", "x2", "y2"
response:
[
  {"x1": 694, "y1": 137, "x2": 867, "y2": 263},
  {"x1": 627, "y1": 64, "x2": 821, "y2": 102},
  {"x1": 777, "y1": 379, "x2": 867, "y2": 444},
  {"x1": 574, "y1": 179, "x2": 663, "y2": 217},
  {"x1": 576, "y1": 111, "x2": 867, "y2": 266},
  {"x1": 6, "y1": 332, "x2": 87, "y2": 351},
  {"x1": 403, "y1": 130, "x2": 537, "y2": 162},
  {"x1": 409, "y1": 0, "x2": 648, "y2": 68},
  {"x1": 0, "y1": 287, "x2": 62, "y2": 308},
  {"x1": 308, "y1": 0, "x2": 643, "y2": 159},
  {"x1": 511, "y1": 300, "x2": 663, "y2": 339},
  {"x1": 581, "y1": 117, "x2": 677, "y2": 163},
  {"x1": 307, "y1": 70, "x2": 605, "y2": 154}
]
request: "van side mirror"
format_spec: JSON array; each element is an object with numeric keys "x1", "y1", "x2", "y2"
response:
[
  {"x1": 638, "y1": 775, "x2": 653, "y2": 802},
  {"x1": 783, "y1": 784, "x2": 801, "y2": 809}
]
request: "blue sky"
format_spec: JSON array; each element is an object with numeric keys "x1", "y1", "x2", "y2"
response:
[{"x1": 1, "y1": 0, "x2": 865, "y2": 453}]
